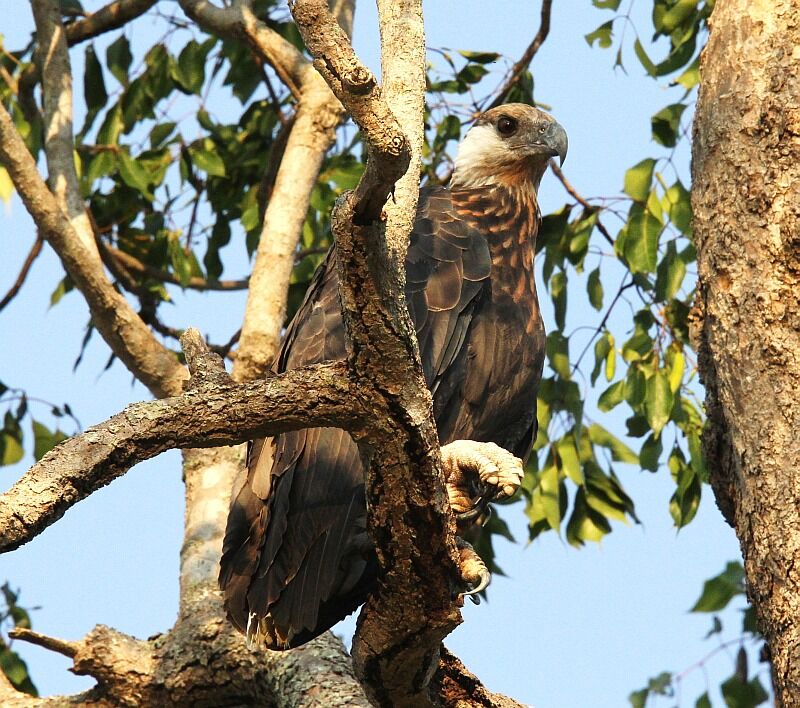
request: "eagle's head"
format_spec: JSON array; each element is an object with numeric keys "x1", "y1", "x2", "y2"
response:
[{"x1": 450, "y1": 103, "x2": 568, "y2": 191}]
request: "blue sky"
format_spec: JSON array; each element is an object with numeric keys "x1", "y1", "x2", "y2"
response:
[{"x1": 0, "y1": 2, "x2": 761, "y2": 706}]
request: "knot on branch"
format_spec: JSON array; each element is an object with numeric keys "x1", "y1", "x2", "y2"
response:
[
  {"x1": 343, "y1": 66, "x2": 376, "y2": 94},
  {"x1": 180, "y1": 327, "x2": 233, "y2": 391}
]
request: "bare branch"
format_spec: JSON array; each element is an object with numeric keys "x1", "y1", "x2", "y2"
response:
[
  {"x1": 0, "y1": 100, "x2": 186, "y2": 397},
  {"x1": 488, "y1": 0, "x2": 553, "y2": 109},
  {"x1": 0, "y1": 235, "x2": 43, "y2": 313},
  {"x1": 65, "y1": 0, "x2": 158, "y2": 46},
  {"x1": 8, "y1": 628, "x2": 79, "y2": 659},
  {"x1": 235, "y1": 87, "x2": 343, "y2": 379},
  {"x1": 293, "y1": 0, "x2": 411, "y2": 224},
  {"x1": 31, "y1": 0, "x2": 96, "y2": 256},
  {"x1": 0, "y1": 356, "x2": 360, "y2": 553}
]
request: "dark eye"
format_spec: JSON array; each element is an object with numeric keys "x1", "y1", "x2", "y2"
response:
[{"x1": 497, "y1": 115, "x2": 518, "y2": 136}]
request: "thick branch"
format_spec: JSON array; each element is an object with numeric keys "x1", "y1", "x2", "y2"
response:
[
  {"x1": 31, "y1": 0, "x2": 96, "y2": 256},
  {"x1": 290, "y1": 3, "x2": 485, "y2": 706},
  {"x1": 235, "y1": 84, "x2": 344, "y2": 379},
  {"x1": 0, "y1": 100, "x2": 186, "y2": 397},
  {"x1": 292, "y1": 0, "x2": 411, "y2": 223},
  {"x1": 0, "y1": 354, "x2": 358, "y2": 553},
  {"x1": 488, "y1": 0, "x2": 552, "y2": 109}
]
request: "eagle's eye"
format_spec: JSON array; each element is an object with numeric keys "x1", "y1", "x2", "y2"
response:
[{"x1": 497, "y1": 115, "x2": 518, "y2": 136}]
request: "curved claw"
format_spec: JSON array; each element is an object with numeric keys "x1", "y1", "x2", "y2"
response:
[{"x1": 462, "y1": 566, "x2": 491, "y2": 601}]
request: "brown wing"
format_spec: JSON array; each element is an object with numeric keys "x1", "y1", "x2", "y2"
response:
[{"x1": 219, "y1": 186, "x2": 541, "y2": 648}]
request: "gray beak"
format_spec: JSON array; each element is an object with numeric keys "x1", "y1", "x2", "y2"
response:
[{"x1": 545, "y1": 121, "x2": 569, "y2": 166}]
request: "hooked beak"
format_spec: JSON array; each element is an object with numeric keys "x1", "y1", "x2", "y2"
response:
[{"x1": 543, "y1": 120, "x2": 568, "y2": 166}]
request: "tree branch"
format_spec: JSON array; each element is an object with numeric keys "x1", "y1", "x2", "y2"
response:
[
  {"x1": 290, "y1": 3, "x2": 483, "y2": 706},
  {"x1": 0, "y1": 100, "x2": 186, "y2": 397},
  {"x1": 30, "y1": 0, "x2": 96, "y2": 256},
  {"x1": 488, "y1": 0, "x2": 553, "y2": 109},
  {"x1": 65, "y1": 0, "x2": 158, "y2": 46},
  {"x1": 0, "y1": 332, "x2": 360, "y2": 554}
]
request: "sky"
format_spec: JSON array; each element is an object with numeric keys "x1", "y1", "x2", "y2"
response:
[{"x1": 0, "y1": 2, "x2": 765, "y2": 707}]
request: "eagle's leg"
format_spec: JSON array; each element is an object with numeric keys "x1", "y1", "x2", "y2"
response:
[
  {"x1": 441, "y1": 440, "x2": 524, "y2": 522},
  {"x1": 441, "y1": 440, "x2": 523, "y2": 600},
  {"x1": 456, "y1": 537, "x2": 490, "y2": 603}
]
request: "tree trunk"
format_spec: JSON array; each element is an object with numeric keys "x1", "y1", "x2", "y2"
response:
[{"x1": 691, "y1": 1, "x2": 800, "y2": 704}]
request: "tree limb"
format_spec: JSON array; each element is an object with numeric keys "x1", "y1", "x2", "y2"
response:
[
  {"x1": 65, "y1": 0, "x2": 159, "y2": 46},
  {"x1": 0, "y1": 332, "x2": 360, "y2": 554},
  {"x1": 30, "y1": 0, "x2": 97, "y2": 256},
  {"x1": 0, "y1": 99, "x2": 186, "y2": 397}
]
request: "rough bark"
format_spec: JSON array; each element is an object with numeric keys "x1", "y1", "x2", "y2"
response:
[
  {"x1": 691, "y1": 1, "x2": 800, "y2": 704},
  {"x1": 3, "y1": 1, "x2": 524, "y2": 705}
]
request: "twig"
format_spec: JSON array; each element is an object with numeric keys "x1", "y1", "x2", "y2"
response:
[
  {"x1": 0, "y1": 236, "x2": 43, "y2": 313},
  {"x1": 488, "y1": 0, "x2": 553, "y2": 109},
  {"x1": 9, "y1": 627, "x2": 79, "y2": 659},
  {"x1": 550, "y1": 160, "x2": 616, "y2": 247}
]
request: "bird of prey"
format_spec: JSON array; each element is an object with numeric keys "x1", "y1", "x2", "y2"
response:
[{"x1": 220, "y1": 103, "x2": 568, "y2": 649}]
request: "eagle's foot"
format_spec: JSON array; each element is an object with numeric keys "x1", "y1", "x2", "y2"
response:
[
  {"x1": 456, "y1": 537, "x2": 490, "y2": 604},
  {"x1": 441, "y1": 440, "x2": 524, "y2": 524}
]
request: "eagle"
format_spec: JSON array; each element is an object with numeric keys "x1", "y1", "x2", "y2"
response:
[{"x1": 220, "y1": 103, "x2": 568, "y2": 649}]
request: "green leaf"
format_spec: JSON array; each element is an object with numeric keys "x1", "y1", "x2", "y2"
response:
[
  {"x1": 629, "y1": 688, "x2": 648, "y2": 708},
  {"x1": 591, "y1": 333, "x2": 611, "y2": 385},
  {"x1": 655, "y1": 241, "x2": 687, "y2": 301},
  {"x1": 639, "y1": 433, "x2": 662, "y2": 471},
  {"x1": 624, "y1": 159, "x2": 656, "y2": 202},
  {"x1": 0, "y1": 430, "x2": 24, "y2": 465},
  {"x1": 663, "y1": 179, "x2": 693, "y2": 232},
  {"x1": 106, "y1": 35, "x2": 133, "y2": 86},
  {"x1": 675, "y1": 55, "x2": 701, "y2": 89},
  {"x1": 587, "y1": 267, "x2": 603, "y2": 310},
  {"x1": 634, "y1": 39, "x2": 657, "y2": 76},
  {"x1": 546, "y1": 331, "x2": 571, "y2": 380},
  {"x1": 692, "y1": 562, "x2": 745, "y2": 612},
  {"x1": 660, "y1": 0, "x2": 699, "y2": 33},
  {"x1": 117, "y1": 151, "x2": 154, "y2": 199},
  {"x1": 550, "y1": 271, "x2": 567, "y2": 330},
  {"x1": 539, "y1": 463, "x2": 561, "y2": 532},
  {"x1": 150, "y1": 122, "x2": 176, "y2": 148},
  {"x1": 651, "y1": 103, "x2": 687, "y2": 148},
  {"x1": 84, "y1": 45, "x2": 108, "y2": 113},
  {"x1": 585, "y1": 21, "x2": 614, "y2": 48},
  {"x1": 457, "y1": 50, "x2": 499, "y2": 64},
  {"x1": 598, "y1": 380, "x2": 625, "y2": 412},
  {"x1": 645, "y1": 371, "x2": 674, "y2": 436},
  {"x1": 96, "y1": 103, "x2": 123, "y2": 145},
  {"x1": 588, "y1": 423, "x2": 638, "y2": 464},
  {"x1": 189, "y1": 142, "x2": 226, "y2": 177},
  {"x1": 556, "y1": 436, "x2": 583, "y2": 485},
  {"x1": 695, "y1": 694, "x2": 712, "y2": 708},
  {"x1": 720, "y1": 674, "x2": 769, "y2": 708},
  {"x1": 624, "y1": 207, "x2": 661, "y2": 274},
  {"x1": 174, "y1": 39, "x2": 213, "y2": 94},
  {"x1": 32, "y1": 420, "x2": 67, "y2": 461}
]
